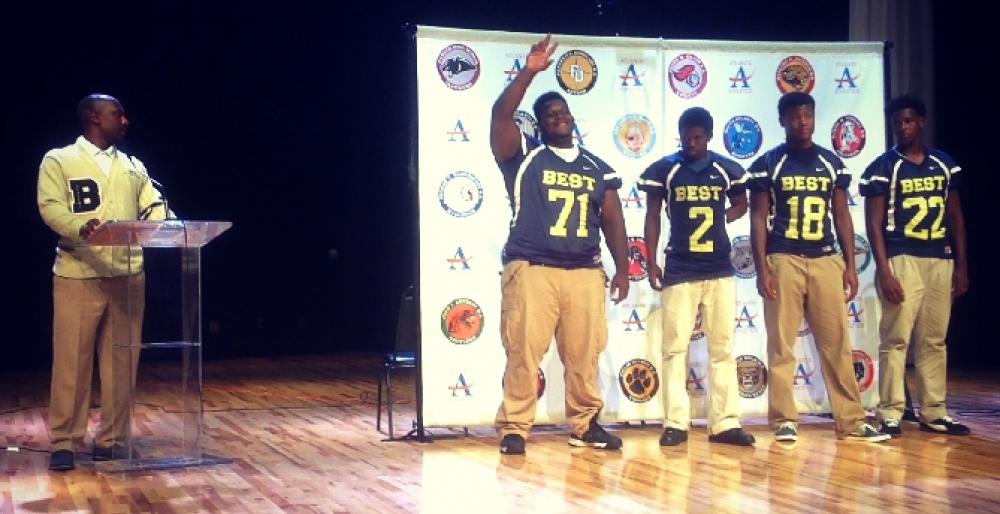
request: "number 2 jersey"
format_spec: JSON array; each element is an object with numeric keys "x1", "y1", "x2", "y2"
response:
[
  {"x1": 747, "y1": 144, "x2": 850, "y2": 257},
  {"x1": 638, "y1": 151, "x2": 747, "y2": 286},
  {"x1": 498, "y1": 134, "x2": 622, "y2": 267},
  {"x1": 859, "y1": 147, "x2": 961, "y2": 258}
]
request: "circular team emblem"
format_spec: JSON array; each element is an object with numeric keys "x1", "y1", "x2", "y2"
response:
[
  {"x1": 690, "y1": 308, "x2": 705, "y2": 342},
  {"x1": 831, "y1": 115, "x2": 867, "y2": 158},
  {"x1": 438, "y1": 171, "x2": 483, "y2": 218},
  {"x1": 852, "y1": 350, "x2": 875, "y2": 393},
  {"x1": 619, "y1": 359, "x2": 659, "y2": 403},
  {"x1": 776, "y1": 56, "x2": 816, "y2": 94},
  {"x1": 556, "y1": 50, "x2": 598, "y2": 95},
  {"x1": 736, "y1": 355, "x2": 768, "y2": 398},
  {"x1": 723, "y1": 115, "x2": 763, "y2": 160},
  {"x1": 514, "y1": 110, "x2": 540, "y2": 140},
  {"x1": 614, "y1": 114, "x2": 656, "y2": 159},
  {"x1": 668, "y1": 53, "x2": 707, "y2": 99},
  {"x1": 627, "y1": 237, "x2": 649, "y2": 282},
  {"x1": 854, "y1": 234, "x2": 872, "y2": 273},
  {"x1": 537, "y1": 368, "x2": 546, "y2": 399},
  {"x1": 440, "y1": 298, "x2": 483, "y2": 345},
  {"x1": 730, "y1": 236, "x2": 755, "y2": 279},
  {"x1": 436, "y1": 44, "x2": 481, "y2": 91}
]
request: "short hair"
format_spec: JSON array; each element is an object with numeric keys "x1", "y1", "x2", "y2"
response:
[
  {"x1": 886, "y1": 95, "x2": 927, "y2": 117},
  {"x1": 532, "y1": 91, "x2": 566, "y2": 122},
  {"x1": 678, "y1": 107, "x2": 713, "y2": 134},
  {"x1": 76, "y1": 94, "x2": 117, "y2": 128},
  {"x1": 778, "y1": 92, "x2": 815, "y2": 117}
]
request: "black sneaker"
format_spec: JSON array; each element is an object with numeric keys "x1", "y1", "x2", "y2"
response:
[
  {"x1": 880, "y1": 419, "x2": 902, "y2": 437},
  {"x1": 902, "y1": 408, "x2": 919, "y2": 422},
  {"x1": 49, "y1": 449, "x2": 75, "y2": 471},
  {"x1": 709, "y1": 427, "x2": 755, "y2": 446},
  {"x1": 500, "y1": 434, "x2": 526, "y2": 455},
  {"x1": 659, "y1": 427, "x2": 688, "y2": 446},
  {"x1": 569, "y1": 421, "x2": 622, "y2": 450},
  {"x1": 845, "y1": 423, "x2": 891, "y2": 442},
  {"x1": 774, "y1": 422, "x2": 798, "y2": 442},
  {"x1": 919, "y1": 417, "x2": 971, "y2": 435}
]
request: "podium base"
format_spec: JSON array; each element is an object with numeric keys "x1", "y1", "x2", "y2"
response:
[{"x1": 93, "y1": 454, "x2": 232, "y2": 474}]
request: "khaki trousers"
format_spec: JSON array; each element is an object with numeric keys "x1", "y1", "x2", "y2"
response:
[
  {"x1": 877, "y1": 255, "x2": 953, "y2": 423},
  {"x1": 496, "y1": 261, "x2": 607, "y2": 439},
  {"x1": 49, "y1": 273, "x2": 144, "y2": 451},
  {"x1": 764, "y1": 254, "x2": 866, "y2": 435},
  {"x1": 660, "y1": 277, "x2": 741, "y2": 434}
]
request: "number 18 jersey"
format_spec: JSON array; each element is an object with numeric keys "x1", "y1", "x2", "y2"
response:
[{"x1": 747, "y1": 144, "x2": 850, "y2": 257}]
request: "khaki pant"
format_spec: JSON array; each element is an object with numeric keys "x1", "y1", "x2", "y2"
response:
[
  {"x1": 877, "y1": 255, "x2": 953, "y2": 423},
  {"x1": 660, "y1": 277, "x2": 741, "y2": 435},
  {"x1": 495, "y1": 261, "x2": 607, "y2": 439},
  {"x1": 49, "y1": 273, "x2": 144, "y2": 451},
  {"x1": 764, "y1": 254, "x2": 866, "y2": 435}
]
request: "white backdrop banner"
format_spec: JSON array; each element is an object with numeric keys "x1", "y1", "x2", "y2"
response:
[{"x1": 417, "y1": 25, "x2": 885, "y2": 428}]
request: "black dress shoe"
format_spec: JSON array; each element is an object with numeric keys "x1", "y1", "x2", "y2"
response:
[
  {"x1": 708, "y1": 427, "x2": 756, "y2": 446},
  {"x1": 659, "y1": 427, "x2": 688, "y2": 446},
  {"x1": 49, "y1": 449, "x2": 75, "y2": 471}
]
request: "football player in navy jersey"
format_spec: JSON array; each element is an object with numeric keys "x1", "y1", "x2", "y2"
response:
[
  {"x1": 639, "y1": 107, "x2": 755, "y2": 447},
  {"x1": 748, "y1": 92, "x2": 888, "y2": 443},
  {"x1": 490, "y1": 35, "x2": 630, "y2": 455},
  {"x1": 860, "y1": 95, "x2": 970, "y2": 436}
]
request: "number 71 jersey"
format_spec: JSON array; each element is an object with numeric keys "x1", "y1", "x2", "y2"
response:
[
  {"x1": 858, "y1": 148, "x2": 961, "y2": 259},
  {"x1": 747, "y1": 144, "x2": 850, "y2": 257},
  {"x1": 498, "y1": 134, "x2": 622, "y2": 267}
]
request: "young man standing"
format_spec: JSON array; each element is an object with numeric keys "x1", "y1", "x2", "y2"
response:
[
  {"x1": 491, "y1": 35, "x2": 630, "y2": 455},
  {"x1": 747, "y1": 92, "x2": 888, "y2": 443},
  {"x1": 860, "y1": 95, "x2": 970, "y2": 437},
  {"x1": 640, "y1": 107, "x2": 755, "y2": 447}
]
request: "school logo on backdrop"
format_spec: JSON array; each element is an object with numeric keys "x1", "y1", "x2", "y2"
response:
[
  {"x1": 621, "y1": 184, "x2": 645, "y2": 209},
  {"x1": 619, "y1": 61, "x2": 645, "y2": 88},
  {"x1": 854, "y1": 234, "x2": 872, "y2": 273},
  {"x1": 447, "y1": 247, "x2": 472, "y2": 270},
  {"x1": 735, "y1": 301, "x2": 759, "y2": 333},
  {"x1": 794, "y1": 358, "x2": 816, "y2": 387},
  {"x1": 438, "y1": 171, "x2": 483, "y2": 218},
  {"x1": 513, "y1": 110, "x2": 540, "y2": 140},
  {"x1": 504, "y1": 54, "x2": 525, "y2": 83},
  {"x1": 729, "y1": 61, "x2": 753, "y2": 92},
  {"x1": 776, "y1": 56, "x2": 815, "y2": 94},
  {"x1": 832, "y1": 115, "x2": 866, "y2": 159},
  {"x1": 447, "y1": 119, "x2": 470, "y2": 142},
  {"x1": 440, "y1": 298, "x2": 483, "y2": 345},
  {"x1": 627, "y1": 237, "x2": 649, "y2": 282},
  {"x1": 853, "y1": 350, "x2": 875, "y2": 392},
  {"x1": 614, "y1": 114, "x2": 656, "y2": 159},
  {"x1": 536, "y1": 369, "x2": 546, "y2": 399},
  {"x1": 723, "y1": 115, "x2": 763, "y2": 160},
  {"x1": 619, "y1": 359, "x2": 659, "y2": 403},
  {"x1": 449, "y1": 373, "x2": 473, "y2": 397},
  {"x1": 848, "y1": 300, "x2": 865, "y2": 327},
  {"x1": 834, "y1": 63, "x2": 860, "y2": 91},
  {"x1": 668, "y1": 53, "x2": 707, "y2": 99},
  {"x1": 736, "y1": 355, "x2": 767, "y2": 398},
  {"x1": 436, "y1": 44, "x2": 480, "y2": 90},
  {"x1": 687, "y1": 363, "x2": 707, "y2": 397},
  {"x1": 556, "y1": 50, "x2": 598, "y2": 95},
  {"x1": 623, "y1": 308, "x2": 647, "y2": 332},
  {"x1": 730, "y1": 236, "x2": 755, "y2": 278}
]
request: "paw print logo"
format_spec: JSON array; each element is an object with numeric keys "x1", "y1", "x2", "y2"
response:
[{"x1": 618, "y1": 359, "x2": 659, "y2": 403}]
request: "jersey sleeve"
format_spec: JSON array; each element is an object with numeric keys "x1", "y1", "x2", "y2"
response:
[
  {"x1": 858, "y1": 155, "x2": 891, "y2": 197},
  {"x1": 820, "y1": 151, "x2": 851, "y2": 190},
  {"x1": 746, "y1": 154, "x2": 772, "y2": 193},
  {"x1": 720, "y1": 159, "x2": 748, "y2": 198},
  {"x1": 934, "y1": 150, "x2": 963, "y2": 191},
  {"x1": 638, "y1": 159, "x2": 668, "y2": 194},
  {"x1": 586, "y1": 151, "x2": 622, "y2": 190}
]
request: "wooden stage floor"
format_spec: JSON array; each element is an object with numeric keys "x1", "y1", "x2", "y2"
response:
[{"x1": 1, "y1": 354, "x2": 999, "y2": 513}]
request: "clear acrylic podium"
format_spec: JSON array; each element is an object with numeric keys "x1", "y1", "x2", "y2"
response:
[{"x1": 85, "y1": 220, "x2": 232, "y2": 473}]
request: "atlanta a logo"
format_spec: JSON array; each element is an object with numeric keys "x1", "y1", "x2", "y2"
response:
[
  {"x1": 449, "y1": 373, "x2": 473, "y2": 397},
  {"x1": 623, "y1": 308, "x2": 646, "y2": 332},
  {"x1": 447, "y1": 247, "x2": 471, "y2": 270},
  {"x1": 621, "y1": 184, "x2": 645, "y2": 209},
  {"x1": 794, "y1": 359, "x2": 816, "y2": 387},
  {"x1": 687, "y1": 365, "x2": 707, "y2": 397},
  {"x1": 504, "y1": 57, "x2": 524, "y2": 83},
  {"x1": 735, "y1": 301, "x2": 758, "y2": 332},
  {"x1": 447, "y1": 119, "x2": 470, "y2": 142},
  {"x1": 847, "y1": 300, "x2": 864, "y2": 327},
  {"x1": 729, "y1": 63, "x2": 753, "y2": 91},
  {"x1": 619, "y1": 62, "x2": 644, "y2": 88},
  {"x1": 834, "y1": 65, "x2": 860, "y2": 90}
]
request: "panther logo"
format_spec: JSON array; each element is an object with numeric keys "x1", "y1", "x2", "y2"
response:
[{"x1": 618, "y1": 359, "x2": 659, "y2": 403}]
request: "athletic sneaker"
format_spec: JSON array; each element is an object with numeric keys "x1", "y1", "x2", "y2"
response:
[
  {"x1": 500, "y1": 434, "x2": 525, "y2": 455},
  {"x1": 845, "y1": 423, "x2": 891, "y2": 442},
  {"x1": 919, "y1": 416, "x2": 971, "y2": 435},
  {"x1": 568, "y1": 420, "x2": 622, "y2": 450},
  {"x1": 774, "y1": 422, "x2": 798, "y2": 442},
  {"x1": 880, "y1": 419, "x2": 902, "y2": 437}
]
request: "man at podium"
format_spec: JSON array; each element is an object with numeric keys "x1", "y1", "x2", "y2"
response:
[{"x1": 37, "y1": 94, "x2": 171, "y2": 471}]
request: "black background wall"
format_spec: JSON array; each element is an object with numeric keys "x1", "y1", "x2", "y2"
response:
[{"x1": 3, "y1": 1, "x2": 992, "y2": 372}]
